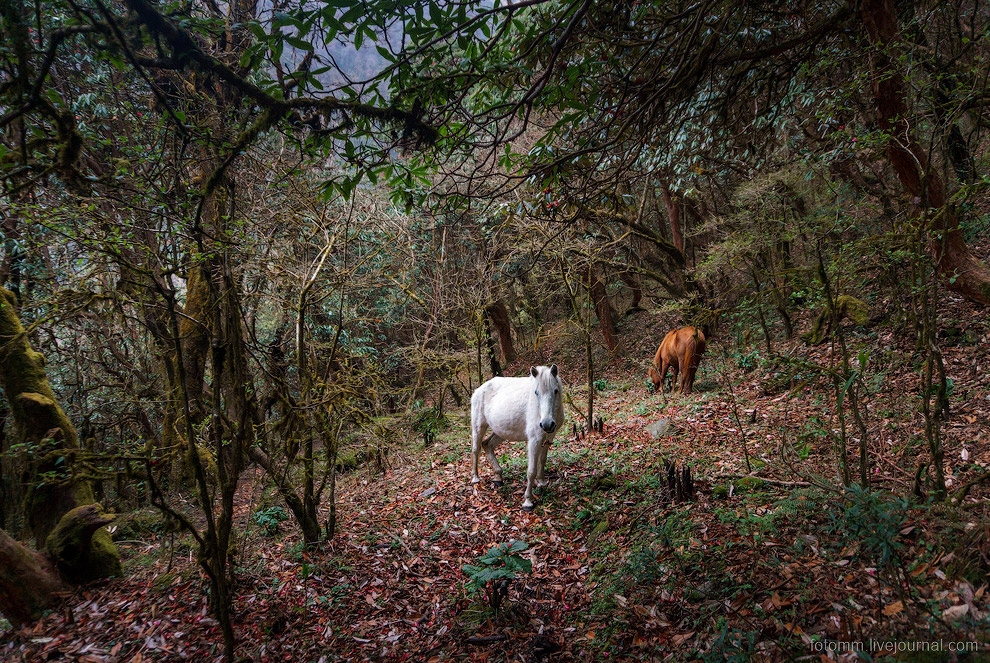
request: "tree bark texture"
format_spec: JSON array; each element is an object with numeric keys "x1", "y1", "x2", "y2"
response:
[
  {"x1": 861, "y1": 0, "x2": 990, "y2": 305},
  {"x1": 178, "y1": 263, "x2": 211, "y2": 423},
  {"x1": 619, "y1": 272, "x2": 644, "y2": 313}
]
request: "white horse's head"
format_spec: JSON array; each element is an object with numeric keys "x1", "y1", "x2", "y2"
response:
[{"x1": 530, "y1": 364, "x2": 561, "y2": 434}]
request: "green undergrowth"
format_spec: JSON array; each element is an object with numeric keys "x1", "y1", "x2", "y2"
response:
[{"x1": 571, "y1": 480, "x2": 987, "y2": 659}]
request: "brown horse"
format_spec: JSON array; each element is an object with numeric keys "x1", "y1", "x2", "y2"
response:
[{"x1": 648, "y1": 326, "x2": 706, "y2": 394}]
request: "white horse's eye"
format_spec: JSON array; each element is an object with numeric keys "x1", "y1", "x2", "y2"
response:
[
  {"x1": 534, "y1": 390, "x2": 539, "y2": 396},
  {"x1": 554, "y1": 389, "x2": 559, "y2": 394}
]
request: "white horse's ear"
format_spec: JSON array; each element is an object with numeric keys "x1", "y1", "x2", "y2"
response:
[
  {"x1": 530, "y1": 366, "x2": 539, "y2": 378},
  {"x1": 550, "y1": 364, "x2": 558, "y2": 377}
]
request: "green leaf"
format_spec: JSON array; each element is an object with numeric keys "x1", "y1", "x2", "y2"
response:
[
  {"x1": 506, "y1": 540, "x2": 528, "y2": 554},
  {"x1": 376, "y1": 44, "x2": 395, "y2": 62},
  {"x1": 285, "y1": 36, "x2": 313, "y2": 52}
]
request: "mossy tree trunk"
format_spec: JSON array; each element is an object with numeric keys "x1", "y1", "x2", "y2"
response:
[{"x1": 0, "y1": 288, "x2": 121, "y2": 625}]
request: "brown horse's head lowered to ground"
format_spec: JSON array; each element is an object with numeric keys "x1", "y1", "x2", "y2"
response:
[{"x1": 648, "y1": 326, "x2": 706, "y2": 394}]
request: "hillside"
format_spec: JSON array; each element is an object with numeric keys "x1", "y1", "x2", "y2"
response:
[{"x1": 2, "y1": 294, "x2": 988, "y2": 662}]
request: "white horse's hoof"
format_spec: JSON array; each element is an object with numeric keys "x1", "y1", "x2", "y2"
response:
[
  {"x1": 522, "y1": 504, "x2": 535, "y2": 512},
  {"x1": 493, "y1": 480, "x2": 504, "y2": 488}
]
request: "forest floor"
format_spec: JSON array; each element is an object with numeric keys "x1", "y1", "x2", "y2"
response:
[{"x1": 2, "y1": 298, "x2": 990, "y2": 662}]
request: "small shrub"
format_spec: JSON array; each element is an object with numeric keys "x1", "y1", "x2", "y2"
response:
[
  {"x1": 830, "y1": 484, "x2": 908, "y2": 571},
  {"x1": 734, "y1": 349, "x2": 761, "y2": 372},
  {"x1": 253, "y1": 505, "x2": 289, "y2": 537},
  {"x1": 412, "y1": 405, "x2": 448, "y2": 445},
  {"x1": 462, "y1": 540, "x2": 533, "y2": 616},
  {"x1": 593, "y1": 378, "x2": 609, "y2": 391}
]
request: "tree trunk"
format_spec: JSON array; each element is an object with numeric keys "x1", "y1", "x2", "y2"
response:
[
  {"x1": 247, "y1": 446, "x2": 323, "y2": 546},
  {"x1": 0, "y1": 398, "x2": 8, "y2": 531},
  {"x1": 583, "y1": 266, "x2": 620, "y2": 353},
  {"x1": 481, "y1": 310, "x2": 503, "y2": 377},
  {"x1": 619, "y1": 272, "x2": 644, "y2": 313},
  {"x1": 484, "y1": 301, "x2": 516, "y2": 364},
  {"x1": 861, "y1": 0, "x2": 990, "y2": 305},
  {"x1": 660, "y1": 183, "x2": 685, "y2": 257},
  {"x1": 177, "y1": 263, "x2": 211, "y2": 423}
]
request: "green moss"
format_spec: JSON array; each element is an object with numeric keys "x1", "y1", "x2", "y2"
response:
[
  {"x1": 182, "y1": 443, "x2": 218, "y2": 488},
  {"x1": 802, "y1": 295, "x2": 869, "y2": 346},
  {"x1": 152, "y1": 572, "x2": 177, "y2": 589},
  {"x1": 0, "y1": 290, "x2": 79, "y2": 447},
  {"x1": 25, "y1": 475, "x2": 98, "y2": 548},
  {"x1": 734, "y1": 477, "x2": 766, "y2": 493},
  {"x1": 88, "y1": 528, "x2": 123, "y2": 579}
]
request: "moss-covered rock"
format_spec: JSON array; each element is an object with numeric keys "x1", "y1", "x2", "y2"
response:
[
  {"x1": 45, "y1": 504, "x2": 122, "y2": 584},
  {"x1": 25, "y1": 473, "x2": 98, "y2": 551},
  {"x1": 835, "y1": 295, "x2": 869, "y2": 325},
  {"x1": 802, "y1": 295, "x2": 870, "y2": 345},
  {"x1": 111, "y1": 508, "x2": 166, "y2": 541}
]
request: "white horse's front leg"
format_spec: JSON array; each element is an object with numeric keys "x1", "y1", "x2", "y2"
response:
[
  {"x1": 536, "y1": 437, "x2": 551, "y2": 487},
  {"x1": 522, "y1": 438, "x2": 539, "y2": 511}
]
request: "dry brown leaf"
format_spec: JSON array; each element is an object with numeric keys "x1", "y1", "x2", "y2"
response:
[{"x1": 883, "y1": 600, "x2": 904, "y2": 616}]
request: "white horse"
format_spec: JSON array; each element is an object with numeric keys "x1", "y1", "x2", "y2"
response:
[{"x1": 470, "y1": 365, "x2": 564, "y2": 511}]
